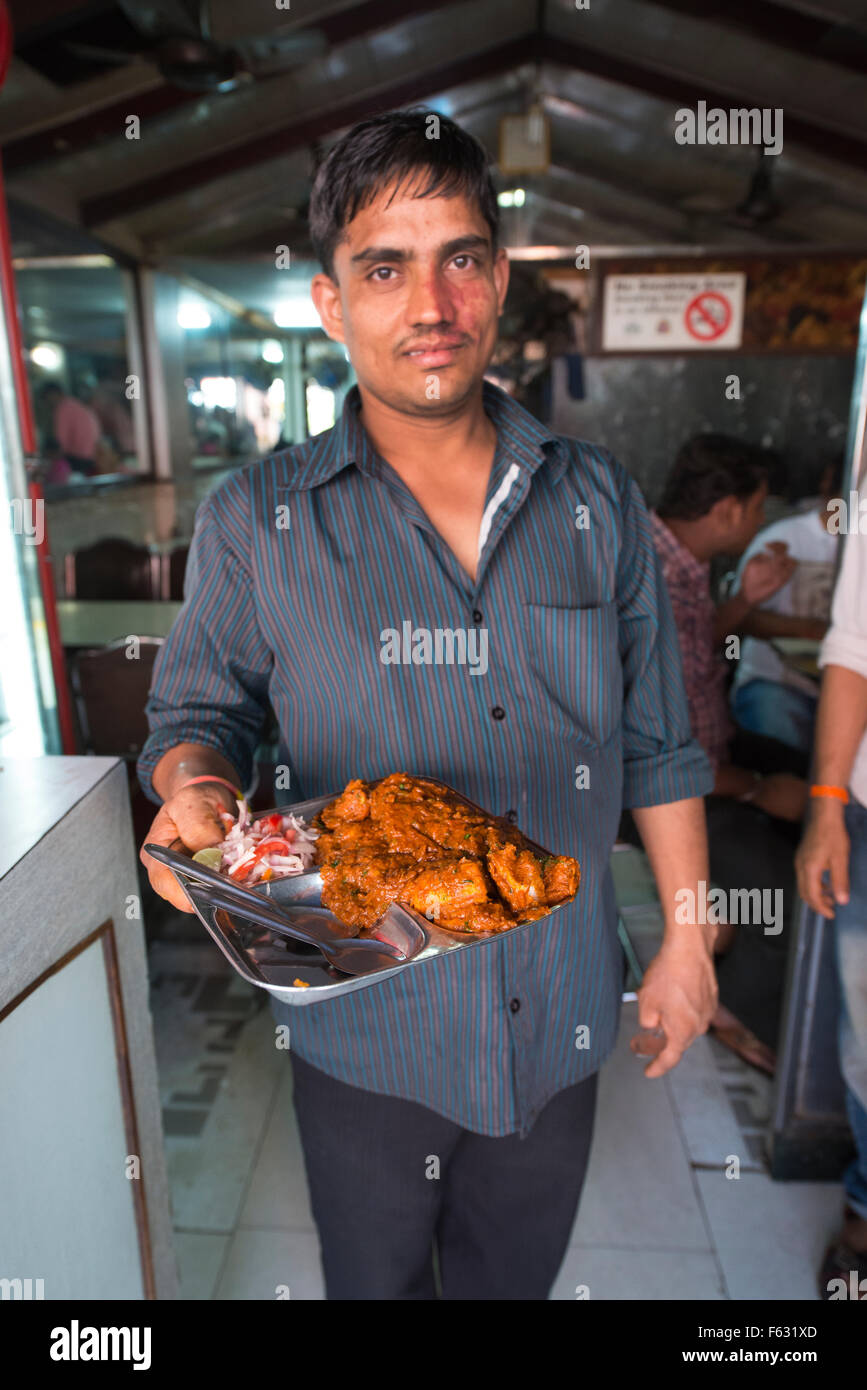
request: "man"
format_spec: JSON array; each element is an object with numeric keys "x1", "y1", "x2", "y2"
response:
[
  {"x1": 795, "y1": 480, "x2": 867, "y2": 1298},
  {"x1": 651, "y1": 435, "x2": 808, "y2": 1071},
  {"x1": 139, "y1": 110, "x2": 716, "y2": 1301},
  {"x1": 651, "y1": 433, "x2": 805, "y2": 814},
  {"x1": 730, "y1": 456, "x2": 843, "y2": 755},
  {"x1": 39, "y1": 381, "x2": 101, "y2": 476}
]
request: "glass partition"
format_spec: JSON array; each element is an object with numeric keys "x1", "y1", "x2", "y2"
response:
[{"x1": 14, "y1": 258, "x2": 148, "y2": 487}]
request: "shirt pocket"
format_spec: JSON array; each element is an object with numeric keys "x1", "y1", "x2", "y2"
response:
[{"x1": 524, "y1": 600, "x2": 622, "y2": 747}]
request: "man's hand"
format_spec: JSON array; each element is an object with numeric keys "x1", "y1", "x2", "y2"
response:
[
  {"x1": 140, "y1": 782, "x2": 233, "y2": 913},
  {"x1": 740, "y1": 541, "x2": 796, "y2": 606},
  {"x1": 635, "y1": 935, "x2": 718, "y2": 1078},
  {"x1": 748, "y1": 772, "x2": 808, "y2": 822},
  {"x1": 795, "y1": 797, "x2": 850, "y2": 919}
]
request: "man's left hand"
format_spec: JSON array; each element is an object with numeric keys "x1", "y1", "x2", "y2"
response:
[{"x1": 635, "y1": 935, "x2": 718, "y2": 1078}]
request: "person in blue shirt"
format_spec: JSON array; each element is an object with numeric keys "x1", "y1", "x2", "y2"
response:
[{"x1": 139, "y1": 109, "x2": 717, "y2": 1300}]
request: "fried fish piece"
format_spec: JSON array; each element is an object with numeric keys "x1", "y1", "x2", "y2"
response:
[
  {"x1": 319, "y1": 778, "x2": 370, "y2": 828},
  {"x1": 543, "y1": 855, "x2": 581, "y2": 905},
  {"x1": 437, "y1": 900, "x2": 516, "y2": 935},
  {"x1": 403, "y1": 858, "x2": 489, "y2": 921},
  {"x1": 485, "y1": 841, "x2": 546, "y2": 913}
]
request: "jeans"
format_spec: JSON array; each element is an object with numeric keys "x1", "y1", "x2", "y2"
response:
[
  {"x1": 288, "y1": 1051, "x2": 599, "y2": 1299},
  {"x1": 835, "y1": 797, "x2": 867, "y2": 1221},
  {"x1": 731, "y1": 678, "x2": 818, "y2": 757}
]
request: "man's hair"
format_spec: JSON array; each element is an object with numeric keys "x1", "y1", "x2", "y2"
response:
[
  {"x1": 657, "y1": 433, "x2": 771, "y2": 521},
  {"x1": 308, "y1": 109, "x2": 499, "y2": 279}
]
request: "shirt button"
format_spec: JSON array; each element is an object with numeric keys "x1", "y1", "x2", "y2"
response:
[
  {"x1": 472, "y1": 609, "x2": 483, "y2": 624},
  {"x1": 510, "y1": 998, "x2": 521, "y2": 1013},
  {"x1": 505, "y1": 809, "x2": 518, "y2": 823},
  {"x1": 491, "y1": 706, "x2": 505, "y2": 721}
]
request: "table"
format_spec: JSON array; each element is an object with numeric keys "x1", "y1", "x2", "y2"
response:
[
  {"x1": 57, "y1": 600, "x2": 182, "y2": 647},
  {"x1": 771, "y1": 637, "x2": 821, "y2": 681}
]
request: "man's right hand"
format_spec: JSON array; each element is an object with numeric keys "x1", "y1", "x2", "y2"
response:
[
  {"x1": 740, "y1": 541, "x2": 797, "y2": 607},
  {"x1": 795, "y1": 797, "x2": 850, "y2": 919},
  {"x1": 140, "y1": 782, "x2": 234, "y2": 912}
]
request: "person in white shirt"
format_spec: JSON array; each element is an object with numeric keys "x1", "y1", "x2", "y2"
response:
[
  {"x1": 731, "y1": 460, "x2": 843, "y2": 755},
  {"x1": 796, "y1": 477, "x2": 867, "y2": 1298}
]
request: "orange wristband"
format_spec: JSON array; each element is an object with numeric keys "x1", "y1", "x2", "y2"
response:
[{"x1": 809, "y1": 785, "x2": 849, "y2": 804}]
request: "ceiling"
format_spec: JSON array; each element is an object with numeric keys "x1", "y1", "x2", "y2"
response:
[{"x1": 2, "y1": 0, "x2": 867, "y2": 320}]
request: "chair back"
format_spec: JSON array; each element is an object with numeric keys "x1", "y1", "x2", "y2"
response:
[
  {"x1": 71, "y1": 636, "x2": 163, "y2": 758},
  {"x1": 167, "y1": 544, "x2": 190, "y2": 600},
  {"x1": 66, "y1": 538, "x2": 159, "y2": 600}
]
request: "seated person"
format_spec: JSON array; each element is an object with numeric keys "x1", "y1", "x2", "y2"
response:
[
  {"x1": 729, "y1": 456, "x2": 843, "y2": 756},
  {"x1": 650, "y1": 432, "x2": 806, "y2": 816},
  {"x1": 650, "y1": 433, "x2": 811, "y2": 1072}
]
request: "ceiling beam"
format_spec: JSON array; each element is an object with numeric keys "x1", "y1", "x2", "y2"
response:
[
  {"x1": 3, "y1": 0, "x2": 464, "y2": 172},
  {"x1": 81, "y1": 35, "x2": 537, "y2": 225},
  {"x1": 80, "y1": 27, "x2": 867, "y2": 227},
  {"x1": 644, "y1": 0, "x2": 867, "y2": 75}
]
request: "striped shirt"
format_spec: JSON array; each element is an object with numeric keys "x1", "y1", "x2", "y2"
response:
[{"x1": 138, "y1": 381, "x2": 712, "y2": 1137}]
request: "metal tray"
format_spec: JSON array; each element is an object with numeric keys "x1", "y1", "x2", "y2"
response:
[{"x1": 147, "y1": 785, "x2": 575, "y2": 1007}]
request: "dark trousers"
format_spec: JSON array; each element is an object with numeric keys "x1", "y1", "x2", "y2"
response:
[{"x1": 289, "y1": 1052, "x2": 599, "y2": 1300}]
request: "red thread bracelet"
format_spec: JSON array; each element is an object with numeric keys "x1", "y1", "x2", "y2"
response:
[{"x1": 175, "y1": 774, "x2": 242, "y2": 802}]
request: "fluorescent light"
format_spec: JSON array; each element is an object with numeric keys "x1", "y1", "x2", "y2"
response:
[
  {"x1": 30, "y1": 343, "x2": 62, "y2": 370},
  {"x1": 200, "y1": 376, "x2": 236, "y2": 410},
  {"x1": 262, "y1": 338, "x2": 284, "y2": 364},
  {"x1": 274, "y1": 300, "x2": 321, "y2": 329},
  {"x1": 178, "y1": 303, "x2": 212, "y2": 330},
  {"x1": 497, "y1": 188, "x2": 526, "y2": 208}
]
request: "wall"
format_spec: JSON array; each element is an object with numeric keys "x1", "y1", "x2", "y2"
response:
[{"x1": 551, "y1": 353, "x2": 856, "y2": 507}]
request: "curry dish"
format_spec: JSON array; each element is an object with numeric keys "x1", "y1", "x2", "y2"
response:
[{"x1": 313, "y1": 773, "x2": 580, "y2": 935}]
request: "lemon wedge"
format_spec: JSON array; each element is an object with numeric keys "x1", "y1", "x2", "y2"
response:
[{"x1": 192, "y1": 847, "x2": 223, "y2": 871}]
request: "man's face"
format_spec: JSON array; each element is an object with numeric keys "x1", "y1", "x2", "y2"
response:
[{"x1": 311, "y1": 178, "x2": 509, "y2": 416}]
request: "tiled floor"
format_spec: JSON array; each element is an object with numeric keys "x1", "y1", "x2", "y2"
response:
[{"x1": 147, "y1": 847, "x2": 845, "y2": 1301}]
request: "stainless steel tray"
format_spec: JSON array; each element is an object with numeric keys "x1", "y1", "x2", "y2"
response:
[{"x1": 148, "y1": 786, "x2": 575, "y2": 1007}]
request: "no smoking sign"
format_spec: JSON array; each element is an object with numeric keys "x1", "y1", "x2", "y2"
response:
[
  {"x1": 685, "y1": 290, "x2": 733, "y2": 341},
  {"x1": 602, "y1": 272, "x2": 745, "y2": 350}
]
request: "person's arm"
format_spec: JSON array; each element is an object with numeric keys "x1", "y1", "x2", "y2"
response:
[
  {"x1": 796, "y1": 665, "x2": 867, "y2": 916},
  {"x1": 796, "y1": 510, "x2": 867, "y2": 917},
  {"x1": 137, "y1": 483, "x2": 272, "y2": 911},
  {"x1": 740, "y1": 610, "x2": 827, "y2": 641},
  {"x1": 631, "y1": 798, "x2": 718, "y2": 1078},
  {"x1": 713, "y1": 590, "x2": 753, "y2": 644},
  {"x1": 712, "y1": 542, "x2": 797, "y2": 645},
  {"x1": 615, "y1": 468, "x2": 717, "y2": 1076}
]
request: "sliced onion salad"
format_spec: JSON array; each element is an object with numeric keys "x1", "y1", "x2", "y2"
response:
[{"x1": 196, "y1": 799, "x2": 319, "y2": 886}]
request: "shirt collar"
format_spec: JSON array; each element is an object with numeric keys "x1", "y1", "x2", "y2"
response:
[
  {"x1": 650, "y1": 511, "x2": 710, "y2": 581},
  {"x1": 278, "y1": 379, "x2": 566, "y2": 491}
]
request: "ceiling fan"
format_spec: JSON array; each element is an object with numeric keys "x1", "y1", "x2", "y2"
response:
[
  {"x1": 678, "y1": 151, "x2": 783, "y2": 229},
  {"x1": 63, "y1": 0, "x2": 327, "y2": 93}
]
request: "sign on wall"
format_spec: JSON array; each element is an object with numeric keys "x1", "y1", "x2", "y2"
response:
[{"x1": 602, "y1": 272, "x2": 746, "y2": 351}]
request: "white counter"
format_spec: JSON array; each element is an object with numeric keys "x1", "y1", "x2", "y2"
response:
[{"x1": 0, "y1": 756, "x2": 177, "y2": 1300}]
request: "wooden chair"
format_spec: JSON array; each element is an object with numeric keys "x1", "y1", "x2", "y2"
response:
[
  {"x1": 167, "y1": 543, "x2": 190, "y2": 600},
  {"x1": 70, "y1": 637, "x2": 163, "y2": 759},
  {"x1": 64, "y1": 538, "x2": 160, "y2": 601}
]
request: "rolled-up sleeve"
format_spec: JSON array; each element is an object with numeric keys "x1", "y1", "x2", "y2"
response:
[
  {"x1": 136, "y1": 479, "x2": 271, "y2": 803},
  {"x1": 615, "y1": 471, "x2": 714, "y2": 807},
  {"x1": 819, "y1": 498, "x2": 867, "y2": 679}
]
